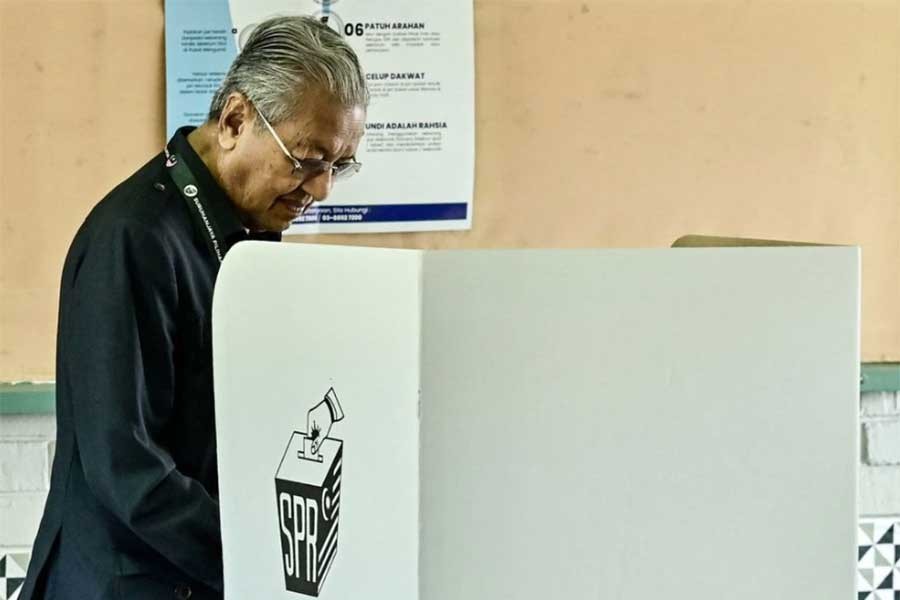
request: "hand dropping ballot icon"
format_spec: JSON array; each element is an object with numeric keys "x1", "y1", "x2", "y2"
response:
[{"x1": 276, "y1": 388, "x2": 345, "y2": 597}]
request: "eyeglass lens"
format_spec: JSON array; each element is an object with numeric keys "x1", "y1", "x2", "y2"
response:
[{"x1": 293, "y1": 159, "x2": 361, "y2": 181}]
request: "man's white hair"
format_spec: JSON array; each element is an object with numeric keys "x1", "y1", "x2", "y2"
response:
[{"x1": 208, "y1": 15, "x2": 368, "y2": 125}]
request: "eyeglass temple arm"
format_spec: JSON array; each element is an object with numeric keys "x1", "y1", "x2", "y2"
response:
[{"x1": 253, "y1": 105, "x2": 299, "y2": 166}]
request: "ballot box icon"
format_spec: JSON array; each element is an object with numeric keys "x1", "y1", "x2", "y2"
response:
[{"x1": 275, "y1": 388, "x2": 344, "y2": 597}]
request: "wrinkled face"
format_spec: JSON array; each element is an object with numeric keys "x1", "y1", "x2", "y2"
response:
[{"x1": 215, "y1": 88, "x2": 366, "y2": 232}]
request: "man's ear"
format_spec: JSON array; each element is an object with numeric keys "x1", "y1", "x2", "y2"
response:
[{"x1": 216, "y1": 92, "x2": 252, "y2": 151}]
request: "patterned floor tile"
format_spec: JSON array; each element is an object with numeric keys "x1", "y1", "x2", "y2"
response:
[{"x1": 859, "y1": 517, "x2": 900, "y2": 598}]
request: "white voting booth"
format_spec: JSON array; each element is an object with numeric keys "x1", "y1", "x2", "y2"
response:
[{"x1": 212, "y1": 243, "x2": 859, "y2": 600}]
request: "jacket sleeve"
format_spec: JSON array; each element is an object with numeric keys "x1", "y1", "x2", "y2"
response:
[{"x1": 63, "y1": 217, "x2": 222, "y2": 590}]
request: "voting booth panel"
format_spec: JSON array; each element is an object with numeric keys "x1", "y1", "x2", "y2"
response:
[
  {"x1": 213, "y1": 243, "x2": 859, "y2": 599},
  {"x1": 418, "y1": 248, "x2": 859, "y2": 599},
  {"x1": 213, "y1": 245, "x2": 422, "y2": 599}
]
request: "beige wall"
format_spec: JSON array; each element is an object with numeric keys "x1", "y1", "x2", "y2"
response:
[{"x1": 1, "y1": 0, "x2": 898, "y2": 380}]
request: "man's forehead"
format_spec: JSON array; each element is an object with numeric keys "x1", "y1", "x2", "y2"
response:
[{"x1": 285, "y1": 102, "x2": 365, "y2": 154}]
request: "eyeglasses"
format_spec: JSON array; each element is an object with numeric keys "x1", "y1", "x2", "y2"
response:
[{"x1": 253, "y1": 104, "x2": 362, "y2": 183}]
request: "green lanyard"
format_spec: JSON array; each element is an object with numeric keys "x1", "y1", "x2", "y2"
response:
[{"x1": 165, "y1": 147, "x2": 226, "y2": 264}]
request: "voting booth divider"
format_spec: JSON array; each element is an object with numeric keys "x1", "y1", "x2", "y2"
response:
[{"x1": 212, "y1": 243, "x2": 859, "y2": 599}]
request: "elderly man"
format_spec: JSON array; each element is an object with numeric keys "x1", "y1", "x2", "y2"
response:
[{"x1": 19, "y1": 16, "x2": 367, "y2": 600}]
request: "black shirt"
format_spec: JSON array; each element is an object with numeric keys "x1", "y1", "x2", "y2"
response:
[{"x1": 20, "y1": 127, "x2": 280, "y2": 600}]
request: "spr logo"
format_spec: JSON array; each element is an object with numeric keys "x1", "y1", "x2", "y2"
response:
[{"x1": 275, "y1": 388, "x2": 345, "y2": 597}]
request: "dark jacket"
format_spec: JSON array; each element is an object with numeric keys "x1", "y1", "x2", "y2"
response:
[{"x1": 19, "y1": 128, "x2": 279, "y2": 600}]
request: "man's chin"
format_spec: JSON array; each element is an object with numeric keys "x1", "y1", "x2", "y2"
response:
[
  {"x1": 257, "y1": 214, "x2": 294, "y2": 233},
  {"x1": 246, "y1": 218, "x2": 292, "y2": 234}
]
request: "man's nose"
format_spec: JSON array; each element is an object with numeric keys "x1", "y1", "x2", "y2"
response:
[{"x1": 301, "y1": 169, "x2": 334, "y2": 203}]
